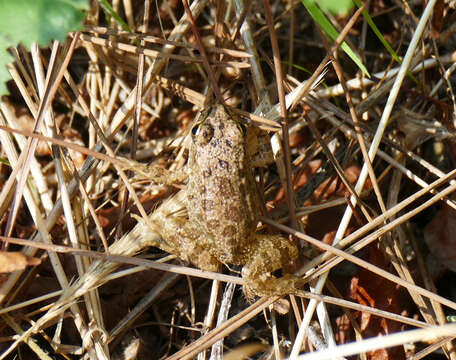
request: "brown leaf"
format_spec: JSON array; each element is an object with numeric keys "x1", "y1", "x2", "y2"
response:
[
  {"x1": 424, "y1": 202, "x2": 456, "y2": 275},
  {"x1": 348, "y1": 244, "x2": 406, "y2": 360},
  {"x1": 0, "y1": 251, "x2": 41, "y2": 273},
  {"x1": 431, "y1": 0, "x2": 445, "y2": 35}
]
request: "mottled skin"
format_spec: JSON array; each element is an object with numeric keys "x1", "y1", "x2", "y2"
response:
[
  {"x1": 152, "y1": 103, "x2": 301, "y2": 296},
  {"x1": 187, "y1": 104, "x2": 261, "y2": 264}
]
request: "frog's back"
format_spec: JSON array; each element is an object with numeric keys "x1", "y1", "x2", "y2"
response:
[{"x1": 187, "y1": 104, "x2": 261, "y2": 264}]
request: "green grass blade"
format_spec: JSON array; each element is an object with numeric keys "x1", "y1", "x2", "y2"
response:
[
  {"x1": 301, "y1": 0, "x2": 370, "y2": 77},
  {"x1": 352, "y1": 0, "x2": 401, "y2": 64},
  {"x1": 97, "y1": 0, "x2": 131, "y2": 32}
]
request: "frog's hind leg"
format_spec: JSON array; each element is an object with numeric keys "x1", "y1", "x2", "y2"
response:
[
  {"x1": 142, "y1": 191, "x2": 220, "y2": 272},
  {"x1": 241, "y1": 235, "x2": 304, "y2": 297}
]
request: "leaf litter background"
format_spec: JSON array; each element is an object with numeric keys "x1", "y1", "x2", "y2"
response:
[{"x1": 1, "y1": 0, "x2": 456, "y2": 359}]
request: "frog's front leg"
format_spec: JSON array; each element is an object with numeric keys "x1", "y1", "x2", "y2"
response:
[
  {"x1": 148, "y1": 166, "x2": 188, "y2": 186},
  {"x1": 241, "y1": 235, "x2": 304, "y2": 297},
  {"x1": 122, "y1": 157, "x2": 188, "y2": 186}
]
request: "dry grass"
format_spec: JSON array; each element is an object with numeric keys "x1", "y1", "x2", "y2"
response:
[{"x1": 1, "y1": 0, "x2": 456, "y2": 359}]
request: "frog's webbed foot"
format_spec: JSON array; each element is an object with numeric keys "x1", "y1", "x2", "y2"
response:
[
  {"x1": 242, "y1": 272, "x2": 305, "y2": 298},
  {"x1": 241, "y1": 234, "x2": 305, "y2": 297}
]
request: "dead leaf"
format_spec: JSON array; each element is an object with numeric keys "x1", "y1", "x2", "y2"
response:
[
  {"x1": 424, "y1": 202, "x2": 456, "y2": 274},
  {"x1": 348, "y1": 244, "x2": 407, "y2": 360},
  {"x1": 0, "y1": 251, "x2": 41, "y2": 273}
]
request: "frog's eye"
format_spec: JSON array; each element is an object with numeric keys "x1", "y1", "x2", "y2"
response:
[
  {"x1": 192, "y1": 122, "x2": 214, "y2": 145},
  {"x1": 191, "y1": 123, "x2": 201, "y2": 136}
]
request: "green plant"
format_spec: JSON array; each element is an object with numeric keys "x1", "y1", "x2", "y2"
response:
[
  {"x1": 301, "y1": 0, "x2": 369, "y2": 76},
  {"x1": 0, "y1": 0, "x2": 89, "y2": 95},
  {"x1": 318, "y1": 0, "x2": 355, "y2": 15}
]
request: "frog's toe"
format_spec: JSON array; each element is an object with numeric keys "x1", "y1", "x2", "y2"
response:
[{"x1": 242, "y1": 269, "x2": 305, "y2": 297}]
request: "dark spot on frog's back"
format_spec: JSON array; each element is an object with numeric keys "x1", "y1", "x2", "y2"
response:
[
  {"x1": 225, "y1": 139, "x2": 232, "y2": 148},
  {"x1": 222, "y1": 224, "x2": 236, "y2": 238},
  {"x1": 218, "y1": 122, "x2": 225, "y2": 130},
  {"x1": 218, "y1": 159, "x2": 230, "y2": 170}
]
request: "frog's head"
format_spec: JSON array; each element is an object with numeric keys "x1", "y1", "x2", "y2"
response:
[{"x1": 191, "y1": 103, "x2": 246, "y2": 148}]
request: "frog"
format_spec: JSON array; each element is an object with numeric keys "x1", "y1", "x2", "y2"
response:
[{"x1": 147, "y1": 103, "x2": 301, "y2": 296}]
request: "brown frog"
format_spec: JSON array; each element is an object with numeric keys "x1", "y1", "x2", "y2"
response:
[{"x1": 149, "y1": 103, "x2": 300, "y2": 296}]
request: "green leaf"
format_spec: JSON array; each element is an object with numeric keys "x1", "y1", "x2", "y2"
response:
[
  {"x1": 0, "y1": 43, "x2": 12, "y2": 95},
  {"x1": 0, "y1": 0, "x2": 87, "y2": 47},
  {"x1": 301, "y1": 0, "x2": 370, "y2": 77},
  {"x1": 0, "y1": 0, "x2": 88, "y2": 95},
  {"x1": 318, "y1": 0, "x2": 355, "y2": 16},
  {"x1": 352, "y1": 0, "x2": 401, "y2": 64}
]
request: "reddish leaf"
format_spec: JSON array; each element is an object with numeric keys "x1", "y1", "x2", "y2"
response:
[
  {"x1": 347, "y1": 244, "x2": 406, "y2": 360},
  {"x1": 431, "y1": 0, "x2": 445, "y2": 35}
]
